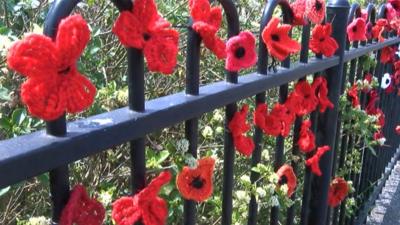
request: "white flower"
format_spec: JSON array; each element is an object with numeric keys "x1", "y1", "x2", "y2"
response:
[
  {"x1": 202, "y1": 126, "x2": 214, "y2": 138},
  {"x1": 212, "y1": 111, "x2": 224, "y2": 122},
  {"x1": 381, "y1": 73, "x2": 391, "y2": 89},
  {"x1": 378, "y1": 137, "x2": 386, "y2": 146},
  {"x1": 99, "y1": 191, "x2": 113, "y2": 206},
  {"x1": 27, "y1": 216, "x2": 50, "y2": 225},
  {"x1": 240, "y1": 175, "x2": 251, "y2": 184},
  {"x1": 269, "y1": 195, "x2": 280, "y2": 207},
  {"x1": 256, "y1": 187, "x2": 266, "y2": 198},
  {"x1": 280, "y1": 184, "x2": 289, "y2": 194}
]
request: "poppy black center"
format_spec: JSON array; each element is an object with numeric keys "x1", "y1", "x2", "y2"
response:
[
  {"x1": 315, "y1": 0, "x2": 322, "y2": 11},
  {"x1": 235, "y1": 47, "x2": 246, "y2": 58},
  {"x1": 271, "y1": 34, "x2": 280, "y2": 42},
  {"x1": 386, "y1": 79, "x2": 390, "y2": 84},
  {"x1": 279, "y1": 175, "x2": 288, "y2": 185},
  {"x1": 143, "y1": 33, "x2": 151, "y2": 41},
  {"x1": 352, "y1": 26, "x2": 357, "y2": 32},
  {"x1": 58, "y1": 67, "x2": 71, "y2": 75},
  {"x1": 319, "y1": 38, "x2": 325, "y2": 42},
  {"x1": 191, "y1": 176, "x2": 204, "y2": 189}
]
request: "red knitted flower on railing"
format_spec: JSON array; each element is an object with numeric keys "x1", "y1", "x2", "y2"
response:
[
  {"x1": 389, "y1": 0, "x2": 400, "y2": 16},
  {"x1": 305, "y1": 0, "x2": 326, "y2": 24},
  {"x1": 372, "y1": 19, "x2": 388, "y2": 42},
  {"x1": 112, "y1": 171, "x2": 171, "y2": 225},
  {"x1": 112, "y1": 0, "x2": 179, "y2": 74},
  {"x1": 254, "y1": 103, "x2": 295, "y2": 137},
  {"x1": 396, "y1": 125, "x2": 400, "y2": 135},
  {"x1": 312, "y1": 76, "x2": 334, "y2": 112},
  {"x1": 309, "y1": 23, "x2": 339, "y2": 57},
  {"x1": 366, "y1": 22, "x2": 373, "y2": 39},
  {"x1": 225, "y1": 31, "x2": 257, "y2": 72},
  {"x1": 189, "y1": 0, "x2": 226, "y2": 59},
  {"x1": 328, "y1": 177, "x2": 349, "y2": 207},
  {"x1": 228, "y1": 104, "x2": 255, "y2": 156},
  {"x1": 366, "y1": 90, "x2": 379, "y2": 115},
  {"x1": 386, "y1": 3, "x2": 397, "y2": 21},
  {"x1": 347, "y1": 18, "x2": 367, "y2": 42},
  {"x1": 298, "y1": 120, "x2": 316, "y2": 153},
  {"x1": 6, "y1": 15, "x2": 96, "y2": 121},
  {"x1": 287, "y1": 80, "x2": 318, "y2": 116},
  {"x1": 305, "y1": 145, "x2": 331, "y2": 176},
  {"x1": 381, "y1": 46, "x2": 396, "y2": 64},
  {"x1": 59, "y1": 185, "x2": 105, "y2": 225},
  {"x1": 261, "y1": 17, "x2": 301, "y2": 61},
  {"x1": 276, "y1": 164, "x2": 297, "y2": 197},
  {"x1": 347, "y1": 84, "x2": 360, "y2": 108},
  {"x1": 290, "y1": 0, "x2": 307, "y2": 26},
  {"x1": 176, "y1": 157, "x2": 215, "y2": 202}
]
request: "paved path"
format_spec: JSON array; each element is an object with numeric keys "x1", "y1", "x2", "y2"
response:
[{"x1": 366, "y1": 161, "x2": 400, "y2": 225}]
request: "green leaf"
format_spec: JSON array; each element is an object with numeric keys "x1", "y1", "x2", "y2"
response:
[
  {"x1": 157, "y1": 150, "x2": 170, "y2": 164},
  {"x1": 11, "y1": 108, "x2": 26, "y2": 126},
  {"x1": 0, "y1": 186, "x2": 10, "y2": 197},
  {"x1": 368, "y1": 146, "x2": 377, "y2": 156},
  {"x1": 0, "y1": 117, "x2": 12, "y2": 130},
  {"x1": 0, "y1": 87, "x2": 10, "y2": 101}
]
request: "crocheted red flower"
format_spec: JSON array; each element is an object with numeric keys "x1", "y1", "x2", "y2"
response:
[
  {"x1": 276, "y1": 164, "x2": 297, "y2": 197},
  {"x1": 270, "y1": 103, "x2": 296, "y2": 137},
  {"x1": 377, "y1": 109, "x2": 385, "y2": 128},
  {"x1": 386, "y1": 3, "x2": 397, "y2": 21},
  {"x1": 228, "y1": 104, "x2": 255, "y2": 156},
  {"x1": 225, "y1": 31, "x2": 257, "y2": 72},
  {"x1": 112, "y1": 171, "x2": 171, "y2": 225},
  {"x1": 347, "y1": 18, "x2": 367, "y2": 42},
  {"x1": 189, "y1": 0, "x2": 226, "y2": 59},
  {"x1": 59, "y1": 185, "x2": 105, "y2": 225},
  {"x1": 309, "y1": 23, "x2": 338, "y2": 57},
  {"x1": 305, "y1": 145, "x2": 331, "y2": 176},
  {"x1": 261, "y1": 17, "x2": 301, "y2": 61},
  {"x1": 396, "y1": 125, "x2": 400, "y2": 135},
  {"x1": 372, "y1": 19, "x2": 388, "y2": 42},
  {"x1": 7, "y1": 15, "x2": 96, "y2": 121},
  {"x1": 347, "y1": 84, "x2": 360, "y2": 108},
  {"x1": 312, "y1": 76, "x2": 334, "y2": 113},
  {"x1": 288, "y1": 80, "x2": 319, "y2": 116},
  {"x1": 290, "y1": 0, "x2": 307, "y2": 26},
  {"x1": 298, "y1": 120, "x2": 316, "y2": 153},
  {"x1": 366, "y1": 22, "x2": 373, "y2": 39},
  {"x1": 374, "y1": 130, "x2": 384, "y2": 141},
  {"x1": 176, "y1": 157, "x2": 215, "y2": 202},
  {"x1": 366, "y1": 90, "x2": 379, "y2": 115},
  {"x1": 328, "y1": 177, "x2": 349, "y2": 207},
  {"x1": 112, "y1": 0, "x2": 179, "y2": 74},
  {"x1": 381, "y1": 46, "x2": 396, "y2": 64},
  {"x1": 389, "y1": 0, "x2": 400, "y2": 16},
  {"x1": 305, "y1": 0, "x2": 326, "y2": 24}
]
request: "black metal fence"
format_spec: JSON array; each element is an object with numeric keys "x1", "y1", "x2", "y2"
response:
[{"x1": 1, "y1": 0, "x2": 400, "y2": 225}]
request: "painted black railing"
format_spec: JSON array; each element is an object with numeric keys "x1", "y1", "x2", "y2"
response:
[{"x1": 1, "y1": 0, "x2": 400, "y2": 225}]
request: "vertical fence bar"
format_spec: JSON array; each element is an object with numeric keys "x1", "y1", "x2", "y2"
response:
[
  {"x1": 308, "y1": 1, "x2": 350, "y2": 225},
  {"x1": 219, "y1": 1, "x2": 240, "y2": 224},
  {"x1": 183, "y1": 18, "x2": 202, "y2": 225}
]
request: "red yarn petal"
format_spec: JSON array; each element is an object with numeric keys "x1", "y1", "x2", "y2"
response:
[
  {"x1": 189, "y1": 0, "x2": 211, "y2": 22},
  {"x1": 112, "y1": 11, "x2": 145, "y2": 49},
  {"x1": 305, "y1": 0, "x2": 325, "y2": 24},
  {"x1": 309, "y1": 23, "x2": 338, "y2": 57},
  {"x1": 276, "y1": 164, "x2": 297, "y2": 197},
  {"x1": 112, "y1": 197, "x2": 141, "y2": 225},
  {"x1": 305, "y1": 145, "x2": 331, "y2": 176},
  {"x1": 233, "y1": 135, "x2": 255, "y2": 156},
  {"x1": 225, "y1": 31, "x2": 257, "y2": 72},
  {"x1": 132, "y1": 0, "x2": 160, "y2": 28},
  {"x1": 328, "y1": 177, "x2": 349, "y2": 207},
  {"x1": 298, "y1": 120, "x2": 316, "y2": 153},
  {"x1": 56, "y1": 15, "x2": 90, "y2": 69},
  {"x1": 347, "y1": 18, "x2": 367, "y2": 42},
  {"x1": 7, "y1": 34, "x2": 57, "y2": 78}
]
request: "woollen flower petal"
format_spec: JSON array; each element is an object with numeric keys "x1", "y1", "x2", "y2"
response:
[
  {"x1": 305, "y1": 145, "x2": 331, "y2": 176},
  {"x1": 233, "y1": 135, "x2": 255, "y2": 156},
  {"x1": 347, "y1": 18, "x2": 367, "y2": 42},
  {"x1": 7, "y1": 34, "x2": 57, "y2": 79},
  {"x1": 264, "y1": 114, "x2": 284, "y2": 137},
  {"x1": 305, "y1": 0, "x2": 326, "y2": 24},
  {"x1": 312, "y1": 76, "x2": 334, "y2": 112},
  {"x1": 225, "y1": 31, "x2": 257, "y2": 72},
  {"x1": 347, "y1": 84, "x2": 360, "y2": 108},
  {"x1": 143, "y1": 28, "x2": 180, "y2": 74},
  {"x1": 131, "y1": 0, "x2": 160, "y2": 28},
  {"x1": 59, "y1": 185, "x2": 105, "y2": 225},
  {"x1": 270, "y1": 103, "x2": 296, "y2": 136},
  {"x1": 298, "y1": 120, "x2": 316, "y2": 153},
  {"x1": 381, "y1": 46, "x2": 396, "y2": 64},
  {"x1": 261, "y1": 17, "x2": 301, "y2": 61},
  {"x1": 208, "y1": 6, "x2": 223, "y2": 30},
  {"x1": 189, "y1": 0, "x2": 211, "y2": 22},
  {"x1": 55, "y1": 15, "x2": 90, "y2": 69},
  {"x1": 328, "y1": 177, "x2": 349, "y2": 207},
  {"x1": 176, "y1": 157, "x2": 215, "y2": 202},
  {"x1": 309, "y1": 23, "x2": 338, "y2": 57},
  {"x1": 228, "y1": 104, "x2": 251, "y2": 136},
  {"x1": 396, "y1": 125, "x2": 400, "y2": 135},
  {"x1": 292, "y1": 80, "x2": 319, "y2": 116},
  {"x1": 112, "y1": 11, "x2": 145, "y2": 49},
  {"x1": 290, "y1": 0, "x2": 307, "y2": 26},
  {"x1": 141, "y1": 197, "x2": 168, "y2": 225},
  {"x1": 276, "y1": 164, "x2": 297, "y2": 197},
  {"x1": 112, "y1": 197, "x2": 142, "y2": 225},
  {"x1": 254, "y1": 103, "x2": 268, "y2": 130}
]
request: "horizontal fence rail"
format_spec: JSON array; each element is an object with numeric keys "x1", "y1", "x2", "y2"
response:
[{"x1": 1, "y1": 0, "x2": 400, "y2": 224}]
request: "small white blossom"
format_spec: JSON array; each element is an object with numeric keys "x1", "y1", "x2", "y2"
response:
[{"x1": 202, "y1": 126, "x2": 214, "y2": 138}]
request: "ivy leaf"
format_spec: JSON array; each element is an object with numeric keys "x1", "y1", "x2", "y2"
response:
[{"x1": 368, "y1": 146, "x2": 377, "y2": 156}]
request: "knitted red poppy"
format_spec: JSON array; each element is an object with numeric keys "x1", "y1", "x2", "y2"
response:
[
  {"x1": 290, "y1": 0, "x2": 307, "y2": 26},
  {"x1": 328, "y1": 177, "x2": 349, "y2": 207},
  {"x1": 276, "y1": 164, "x2": 297, "y2": 197},
  {"x1": 386, "y1": 3, "x2": 397, "y2": 21},
  {"x1": 112, "y1": 171, "x2": 171, "y2": 225},
  {"x1": 225, "y1": 31, "x2": 257, "y2": 72},
  {"x1": 261, "y1": 17, "x2": 301, "y2": 61},
  {"x1": 288, "y1": 80, "x2": 319, "y2": 116},
  {"x1": 366, "y1": 90, "x2": 379, "y2": 115},
  {"x1": 366, "y1": 22, "x2": 373, "y2": 40},
  {"x1": 377, "y1": 109, "x2": 385, "y2": 128},
  {"x1": 305, "y1": 145, "x2": 331, "y2": 176},
  {"x1": 389, "y1": 0, "x2": 400, "y2": 16},
  {"x1": 347, "y1": 18, "x2": 367, "y2": 42},
  {"x1": 254, "y1": 103, "x2": 295, "y2": 137},
  {"x1": 396, "y1": 125, "x2": 400, "y2": 135},
  {"x1": 7, "y1": 15, "x2": 96, "y2": 121},
  {"x1": 305, "y1": 0, "x2": 326, "y2": 24},
  {"x1": 298, "y1": 120, "x2": 316, "y2": 153},
  {"x1": 112, "y1": 0, "x2": 179, "y2": 74},
  {"x1": 381, "y1": 46, "x2": 396, "y2": 64},
  {"x1": 312, "y1": 76, "x2": 334, "y2": 113},
  {"x1": 390, "y1": 18, "x2": 400, "y2": 35},
  {"x1": 372, "y1": 19, "x2": 388, "y2": 42},
  {"x1": 374, "y1": 130, "x2": 384, "y2": 141},
  {"x1": 309, "y1": 23, "x2": 339, "y2": 57},
  {"x1": 189, "y1": 0, "x2": 226, "y2": 59},
  {"x1": 59, "y1": 185, "x2": 105, "y2": 225},
  {"x1": 347, "y1": 84, "x2": 360, "y2": 108},
  {"x1": 176, "y1": 157, "x2": 215, "y2": 202},
  {"x1": 228, "y1": 104, "x2": 255, "y2": 156}
]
